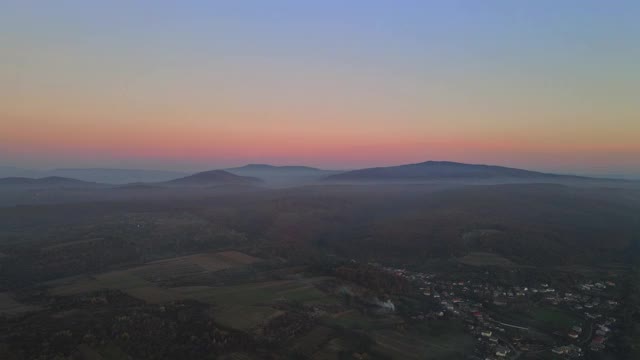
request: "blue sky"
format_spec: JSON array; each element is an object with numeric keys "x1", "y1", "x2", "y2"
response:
[{"x1": 1, "y1": 1, "x2": 639, "y2": 175}]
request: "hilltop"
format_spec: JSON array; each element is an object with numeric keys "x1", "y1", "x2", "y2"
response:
[
  {"x1": 0, "y1": 176, "x2": 100, "y2": 188},
  {"x1": 226, "y1": 164, "x2": 341, "y2": 186},
  {"x1": 326, "y1": 161, "x2": 589, "y2": 182},
  {"x1": 163, "y1": 170, "x2": 261, "y2": 186}
]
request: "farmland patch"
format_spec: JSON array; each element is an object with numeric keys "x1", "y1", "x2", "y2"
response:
[{"x1": 0, "y1": 292, "x2": 40, "y2": 316}]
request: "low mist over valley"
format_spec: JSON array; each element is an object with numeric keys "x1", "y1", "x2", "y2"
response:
[{"x1": 1, "y1": 161, "x2": 640, "y2": 359}]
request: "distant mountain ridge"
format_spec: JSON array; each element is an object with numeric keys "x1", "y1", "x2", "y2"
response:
[
  {"x1": 0, "y1": 166, "x2": 42, "y2": 178},
  {"x1": 227, "y1": 164, "x2": 324, "y2": 172},
  {"x1": 0, "y1": 167, "x2": 188, "y2": 184},
  {"x1": 325, "y1": 161, "x2": 589, "y2": 182},
  {"x1": 164, "y1": 170, "x2": 261, "y2": 186},
  {"x1": 226, "y1": 163, "x2": 342, "y2": 185},
  {"x1": 0, "y1": 170, "x2": 261, "y2": 189},
  {"x1": 0, "y1": 162, "x2": 628, "y2": 189},
  {"x1": 49, "y1": 168, "x2": 188, "y2": 184},
  {"x1": 0, "y1": 176, "x2": 100, "y2": 187}
]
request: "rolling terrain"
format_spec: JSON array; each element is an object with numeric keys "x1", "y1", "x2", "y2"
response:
[
  {"x1": 326, "y1": 161, "x2": 594, "y2": 183},
  {"x1": 0, "y1": 170, "x2": 639, "y2": 359},
  {"x1": 226, "y1": 164, "x2": 341, "y2": 186},
  {"x1": 0, "y1": 167, "x2": 188, "y2": 184},
  {"x1": 0, "y1": 176, "x2": 102, "y2": 188},
  {"x1": 162, "y1": 170, "x2": 262, "y2": 187}
]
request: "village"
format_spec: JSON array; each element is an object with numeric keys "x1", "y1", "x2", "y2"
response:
[{"x1": 376, "y1": 263, "x2": 623, "y2": 359}]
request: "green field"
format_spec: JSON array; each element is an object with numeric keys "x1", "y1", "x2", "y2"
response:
[
  {"x1": 213, "y1": 305, "x2": 283, "y2": 331},
  {"x1": 373, "y1": 322, "x2": 474, "y2": 360},
  {"x1": 322, "y1": 310, "x2": 378, "y2": 330},
  {"x1": 48, "y1": 250, "x2": 262, "y2": 301},
  {"x1": 321, "y1": 310, "x2": 402, "y2": 331},
  {"x1": 631, "y1": 323, "x2": 640, "y2": 360},
  {"x1": 529, "y1": 306, "x2": 582, "y2": 329},
  {"x1": 171, "y1": 278, "x2": 334, "y2": 330},
  {"x1": 175, "y1": 278, "x2": 332, "y2": 306},
  {"x1": 0, "y1": 292, "x2": 40, "y2": 316},
  {"x1": 49, "y1": 272, "x2": 147, "y2": 296},
  {"x1": 490, "y1": 305, "x2": 582, "y2": 333},
  {"x1": 290, "y1": 326, "x2": 334, "y2": 356},
  {"x1": 457, "y1": 252, "x2": 516, "y2": 267},
  {"x1": 49, "y1": 258, "x2": 335, "y2": 331}
]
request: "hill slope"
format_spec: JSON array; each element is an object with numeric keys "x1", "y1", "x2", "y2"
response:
[
  {"x1": 48, "y1": 168, "x2": 188, "y2": 184},
  {"x1": 326, "y1": 161, "x2": 586, "y2": 182},
  {"x1": 164, "y1": 170, "x2": 261, "y2": 186},
  {"x1": 226, "y1": 164, "x2": 323, "y2": 172},
  {"x1": 226, "y1": 164, "x2": 342, "y2": 185},
  {"x1": 0, "y1": 176, "x2": 100, "y2": 188}
]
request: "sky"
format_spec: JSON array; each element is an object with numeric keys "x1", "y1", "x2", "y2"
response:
[{"x1": 1, "y1": 1, "x2": 639, "y2": 176}]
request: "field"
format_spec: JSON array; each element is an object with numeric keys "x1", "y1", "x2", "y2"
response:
[
  {"x1": 49, "y1": 250, "x2": 260, "y2": 295},
  {"x1": 123, "y1": 286, "x2": 182, "y2": 304},
  {"x1": 457, "y1": 251, "x2": 516, "y2": 267},
  {"x1": 372, "y1": 322, "x2": 474, "y2": 360},
  {"x1": 49, "y1": 251, "x2": 262, "y2": 306},
  {"x1": 76, "y1": 343, "x2": 134, "y2": 360},
  {"x1": 40, "y1": 238, "x2": 100, "y2": 251},
  {"x1": 289, "y1": 326, "x2": 334, "y2": 356},
  {"x1": 124, "y1": 250, "x2": 261, "y2": 279},
  {"x1": 631, "y1": 323, "x2": 640, "y2": 360},
  {"x1": 47, "y1": 251, "x2": 339, "y2": 331},
  {"x1": 461, "y1": 229, "x2": 504, "y2": 242},
  {"x1": 0, "y1": 292, "x2": 40, "y2": 316},
  {"x1": 310, "y1": 338, "x2": 347, "y2": 360},
  {"x1": 529, "y1": 306, "x2": 583, "y2": 329},
  {"x1": 171, "y1": 277, "x2": 334, "y2": 330},
  {"x1": 489, "y1": 305, "x2": 583, "y2": 334},
  {"x1": 218, "y1": 353, "x2": 258, "y2": 360},
  {"x1": 321, "y1": 309, "x2": 402, "y2": 330}
]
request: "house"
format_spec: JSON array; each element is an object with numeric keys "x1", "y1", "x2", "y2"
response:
[
  {"x1": 481, "y1": 330, "x2": 492, "y2": 337},
  {"x1": 568, "y1": 330, "x2": 579, "y2": 339},
  {"x1": 493, "y1": 299, "x2": 507, "y2": 306},
  {"x1": 552, "y1": 346, "x2": 568, "y2": 355},
  {"x1": 495, "y1": 347, "x2": 509, "y2": 357}
]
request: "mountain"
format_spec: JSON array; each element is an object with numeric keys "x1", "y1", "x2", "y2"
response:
[
  {"x1": 226, "y1": 164, "x2": 342, "y2": 185},
  {"x1": 0, "y1": 166, "x2": 42, "y2": 178},
  {"x1": 227, "y1": 164, "x2": 323, "y2": 172},
  {"x1": 0, "y1": 167, "x2": 189, "y2": 184},
  {"x1": 164, "y1": 170, "x2": 261, "y2": 186},
  {"x1": 325, "y1": 161, "x2": 589, "y2": 182},
  {"x1": 47, "y1": 168, "x2": 188, "y2": 184},
  {"x1": 0, "y1": 176, "x2": 100, "y2": 188}
]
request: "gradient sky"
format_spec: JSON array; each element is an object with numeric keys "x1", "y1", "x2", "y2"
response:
[{"x1": 1, "y1": 1, "x2": 639, "y2": 175}]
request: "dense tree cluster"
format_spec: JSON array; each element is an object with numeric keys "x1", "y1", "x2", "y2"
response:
[
  {"x1": 335, "y1": 265, "x2": 411, "y2": 295},
  {"x1": 0, "y1": 291, "x2": 256, "y2": 360}
]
